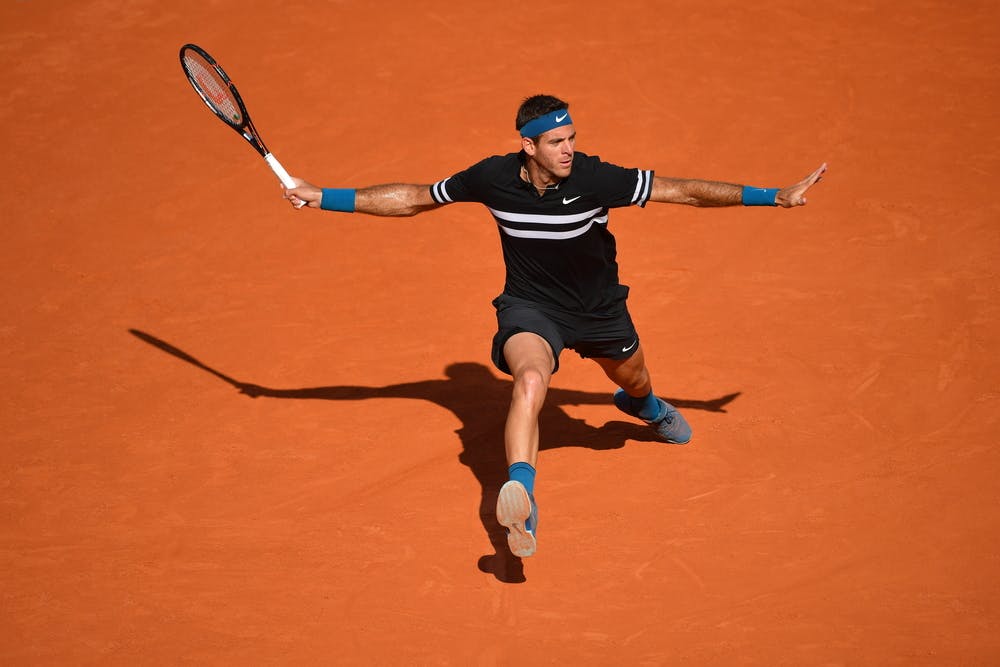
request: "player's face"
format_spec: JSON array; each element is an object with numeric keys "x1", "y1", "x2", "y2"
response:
[{"x1": 524, "y1": 125, "x2": 576, "y2": 180}]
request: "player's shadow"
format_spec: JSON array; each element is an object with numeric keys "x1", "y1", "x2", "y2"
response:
[{"x1": 129, "y1": 328, "x2": 739, "y2": 584}]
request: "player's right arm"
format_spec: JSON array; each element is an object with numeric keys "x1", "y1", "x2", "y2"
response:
[
  {"x1": 286, "y1": 157, "x2": 487, "y2": 214},
  {"x1": 284, "y1": 179, "x2": 442, "y2": 217}
]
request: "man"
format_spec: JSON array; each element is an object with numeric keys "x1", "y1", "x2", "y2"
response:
[{"x1": 284, "y1": 94, "x2": 826, "y2": 559}]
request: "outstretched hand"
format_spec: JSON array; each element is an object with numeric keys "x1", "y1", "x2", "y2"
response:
[
  {"x1": 283, "y1": 178, "x2": 323, "y2": 209},
  {"x1": 776, "y1": 163, "x2": 827, "y2": 208}
]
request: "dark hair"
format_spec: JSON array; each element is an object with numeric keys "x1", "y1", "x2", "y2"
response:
[{"x1": 515, "y1": 94, "x2": 569, "y2": 133}]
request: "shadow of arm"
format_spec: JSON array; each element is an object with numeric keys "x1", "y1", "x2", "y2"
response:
[
  {"x1": 548, "y1": 387, "x2": 742, "y2": 413},
  {"x1": 236, "y1": 380, "x2": 435, "y2": 402}
]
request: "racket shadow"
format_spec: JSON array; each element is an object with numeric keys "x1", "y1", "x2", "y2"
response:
[{"x1": 128, "y1": 329, "x2": 740, "y2": 584}]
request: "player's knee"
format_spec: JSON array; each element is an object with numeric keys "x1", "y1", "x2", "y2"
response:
[
  {"x1": 611, "y1": 363, "x2": 651, "y2": 396},
  {"x1": 623, "y1": 367, "x2": 651, "y2": 395},
  {"x1": 512, "y1": 367, "x2": 549, "y2": 408}
]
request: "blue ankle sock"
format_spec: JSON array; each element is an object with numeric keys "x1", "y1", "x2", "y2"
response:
[
  {"x1": 629, "y1": 391, "x2": 661, "y2": 421},
  {"x1": 508, "y1": 462, "x2": 536, "y2": 495}
]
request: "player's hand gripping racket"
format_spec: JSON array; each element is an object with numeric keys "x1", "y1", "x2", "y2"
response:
[{"x1": 179, "y1": 44, "x2": 303, "y2": 206}]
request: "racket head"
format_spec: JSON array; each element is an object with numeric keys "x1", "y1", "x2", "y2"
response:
[{"x1": 179, "y1": 44, "x2": 254, "y2": 137}]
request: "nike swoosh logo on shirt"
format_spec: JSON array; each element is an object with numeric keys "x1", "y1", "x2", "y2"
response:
[{"x1": 562, "y1": 196, "x2": 581, "y2": 204}]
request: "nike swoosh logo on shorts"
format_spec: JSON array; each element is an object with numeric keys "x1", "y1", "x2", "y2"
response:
[
  {"x1": 556, "y1": 113, "x2": 568, "y2": 122},
  {"x1": 562, "y1": 196, "x2": 581, "y2": 204},
  {"x1": 622, "y1": 340, "x2": 637, "y2": 353}
]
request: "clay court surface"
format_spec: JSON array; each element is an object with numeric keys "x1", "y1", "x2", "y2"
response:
[{"x1": 3, "y1": 1, "x2": 999, "y2": 664}]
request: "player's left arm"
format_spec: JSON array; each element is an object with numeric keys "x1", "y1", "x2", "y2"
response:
[{"x1": 650, "y1": 163, "x2": 827, "y2": 208}]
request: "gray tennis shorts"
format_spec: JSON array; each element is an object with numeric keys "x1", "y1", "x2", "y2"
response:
[{"x1": 490, "y1": 294, "x2": 640, "y2": 375}]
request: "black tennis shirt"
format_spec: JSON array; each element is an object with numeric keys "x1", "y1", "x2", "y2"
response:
[{"x1": 429, "y1": 151, "x2": 654, "y2": 313}]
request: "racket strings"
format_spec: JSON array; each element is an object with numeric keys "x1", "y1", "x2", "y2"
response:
[{"x1": 183, "y1": 53, "x2": 242, "y2": 126}]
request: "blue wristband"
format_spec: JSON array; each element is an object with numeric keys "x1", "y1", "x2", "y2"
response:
[
  {"x1": 320, "y1": 188, "x2": 356, "y2": 212},
  {"x1": 742, "y1": 186, "x2": 779, "y2": 206}
]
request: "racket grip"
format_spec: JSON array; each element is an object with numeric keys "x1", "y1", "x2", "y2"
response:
[
  {"x1": 264, "y1": 152, "x2": 297, "y2": 189},
  {"x1": 264, "y1": 152, "x2": 306, "y2": 208}
]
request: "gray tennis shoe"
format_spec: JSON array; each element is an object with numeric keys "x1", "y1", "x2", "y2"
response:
[{"x1": 613, "y1": 388, "x2": 692, "y2": 444}]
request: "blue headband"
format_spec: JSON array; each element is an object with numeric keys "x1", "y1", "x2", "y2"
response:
[{"x1": 518, "y1": 109, "x2": 573, "y2": 138}]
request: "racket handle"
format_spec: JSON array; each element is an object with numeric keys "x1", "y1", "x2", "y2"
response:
[
  {"x1": 264, "y1": 152, "x2": 296, "y2": 189},
  {"x1": 264, "y1": 152, "x2": 306, "y2": 208}
]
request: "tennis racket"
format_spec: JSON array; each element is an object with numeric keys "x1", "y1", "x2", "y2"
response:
[{"x1": 179, "y1": 43, "x2": 300, "y2": 200}]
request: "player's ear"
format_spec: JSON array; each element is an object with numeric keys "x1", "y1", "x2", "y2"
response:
[{"x1": 521, "y1": 136, "x2": 536, "y2": 156}]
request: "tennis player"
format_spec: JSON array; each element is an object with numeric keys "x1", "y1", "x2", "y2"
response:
[{"x1": 284, "y1": 94, "x2": 826, "y2": 558}]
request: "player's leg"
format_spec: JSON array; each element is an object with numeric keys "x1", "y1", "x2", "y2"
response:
[
  {"x1": 496, "y1": 331, "x2": 553, "y2": 557},
  {"x1": 502, "y1": 331, "x2": 554, "y2": 468},
  {"x1": 592, "y1": 342, "x2": 652, "y2": 398},
  {"x1": 593, "y1": 344, "x2": 693, "y2": 445}
]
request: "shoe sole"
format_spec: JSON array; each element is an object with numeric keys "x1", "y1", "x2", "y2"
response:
[{"x1": 496, "y1": 481, "x2": 536, "y2": 558}]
